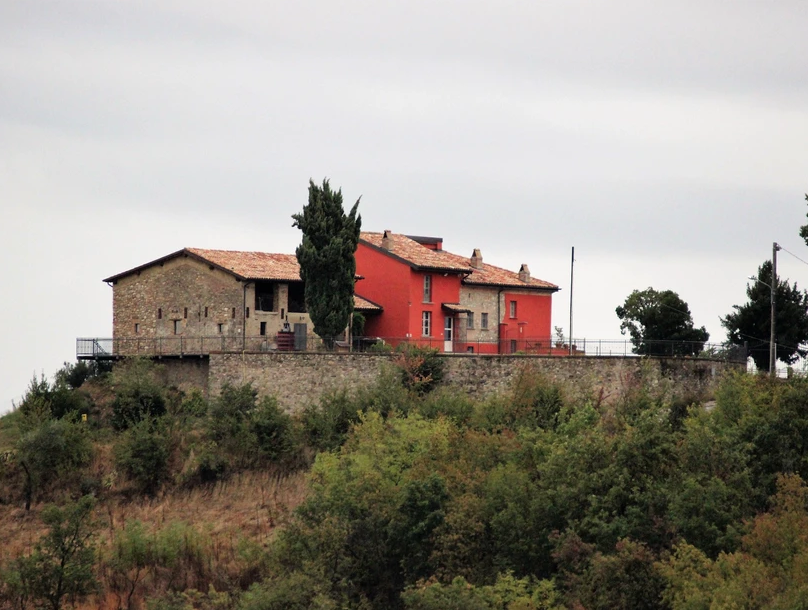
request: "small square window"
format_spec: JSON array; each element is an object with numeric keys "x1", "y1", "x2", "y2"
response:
[
  {"x1": 481, "y1": 313, "x2": 489, "y2": 329},
  {"x1": 466, "y1": 313, "x2": 474, "y2": 329},
  {"x1": 422, "y1": 311, "x2": 431, "y2": 337},
  {"x1": 423, "y1": 275, "x2": 432, "y2": 303},
  {"x1": 467, "y1": 346, "x2": 474, "y2": 353},
  {"x1": 509, "y1": 301, "x2": 517, "y2": 318}
]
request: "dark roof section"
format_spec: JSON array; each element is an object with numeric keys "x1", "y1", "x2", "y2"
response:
[{"x1": 442, "y1": 303, "x2": 472, "y2": 313}]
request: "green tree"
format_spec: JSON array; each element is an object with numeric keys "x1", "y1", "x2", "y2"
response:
[
  {"x1": 292, "y1": 178, "x2": 362, "y2": 347},
  {"x1": 799, "y1": 193, "x2": 808, "y2": 246},
  {"x1": 2, "y1": 496, "x2": 97, "y2": 610},
  {"x1": 722, "y1": 260, "x2": 808, "y2": 370},
  {"x1": 16, "y1": 418, "x2": 93, "y2": 510},
  {"x1": 616, "y1": 288, "x2": 709, "y2": 356},
  {"x1": 114, "y1": 418, "x2": 172, "y2": 495}
]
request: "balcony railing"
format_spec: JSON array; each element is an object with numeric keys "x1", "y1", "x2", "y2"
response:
[{"x1": 77, "y1": 336, "x2": 747, "y2": 362}]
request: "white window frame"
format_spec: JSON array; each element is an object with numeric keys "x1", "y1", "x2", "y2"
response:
[
  {"x1": 423, "y1": 275, "x2": 432, "y2": 303},
  {"x1": 422, "y1": 311, "x2": 431, "y2": 337},
  {"x1": 481, "y1": 312, "x2": 489, "y2": 330},
  {"x1": 509, "y1": 300, "x2": 517, "y2": 318}
]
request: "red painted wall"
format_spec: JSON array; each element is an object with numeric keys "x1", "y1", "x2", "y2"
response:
[
  {"x1": 355, "y1": 244, "x2": 411, "y2": 342},
  {"x1": 407, "y1": 270, "x2": 463, "y2": 350},
  {"x1": 499, "y1": 292, "x2": 553, "y2": 353}
]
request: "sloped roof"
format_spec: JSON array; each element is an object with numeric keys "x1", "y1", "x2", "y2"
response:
[
  {"x1": 354, "y1": 294, "x2": 383, "y2": 312},
  {"x1": 186, "y1": 248, "x2": 302, "y2": 281},
  {"x1": 359, "y1": 232, "x2": 471, "y2": 273},
  {"x1": 104, "y1": 248, "x2": 303, "y2": 283},
  {"x1": 359, "y1": 232, "x2": 558, "y2": 291}
]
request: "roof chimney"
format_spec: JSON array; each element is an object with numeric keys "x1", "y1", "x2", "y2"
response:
[
  {"x1": 518, "y1": 264, "x2": 530, "y2": 282},
  {"x1": 470, "y1": 248, "x2": 483, "y2": 270},
  {"x1": 381, "y1": 230, "x2": 393, "y2": 251}
]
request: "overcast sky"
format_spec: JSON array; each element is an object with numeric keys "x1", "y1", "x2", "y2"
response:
[{"x1": 2, "y1": 0, "x2": 807, "y2": 412}]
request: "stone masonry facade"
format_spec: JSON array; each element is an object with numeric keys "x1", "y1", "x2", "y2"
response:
[
  {"x1": 201, "y1": 352, "x2": 744, "y2": 413},
  {"x1": 110, "y1": 254, "x2": 313, "y2": 355}
]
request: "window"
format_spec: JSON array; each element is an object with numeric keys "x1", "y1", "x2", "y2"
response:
[
  {"x1": 423, "y1": 275, "x2": 432, "y2": 302},
  {"x1": 509, "y1": 300, "x2": 517, "y2": 318},
  {"x1": 260, "y1": 321, "x2": 267, "y2": 336},
  {"x1": 422, "y1": 311, "x2": 431, "y2": 336},
  {"x1": 157, "y1": 308, "x2": 162, "y2": 320},
  {"x1": 510, "y1": 339, "x2": 517, "y2": 353},
  {"x1": 467, "y1": 312, "x2": 474, "y2": 329},
  {"x1": 184, "y1": 307, "x2": 188, "y2": 319},
  {"x1": 288, "y1": 283, "x2": 307, "y2": 313},
  {"x1": 217, "y1": 323, "x2": 224, "y2": 334},
  {"x1": 134, "y1": 323, "x2": 139, "y2": 334},
  {"x1": 246, "y1": 307, "x2": 250, "y2": 318},
  {"x1": 232, "y1": 307, "x2": 236, "y2": 319},
  {"x1": 173, "y1": 320, "x2": 181, "y2": 335},
  {"x1": 255, "y1": 281, "x2": 275, "y2": 311},
  {"x1": 467, "y1": 346, "x2": 474, "y2": 353},
  {"x1": 481, "y1": 313, "x2": 489, "y2": 329},
  {"x1": 204, "y1": 307, "x2": 208, "y2": 318}
]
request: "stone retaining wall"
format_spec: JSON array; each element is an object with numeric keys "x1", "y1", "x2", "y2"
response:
[{"x1": 206, "y1": 352, "x2": 744, "y2": 412}]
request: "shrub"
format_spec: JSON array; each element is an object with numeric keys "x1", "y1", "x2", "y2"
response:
[
  {"x1": 393, "y1": 346, "x2": 446, "y2": 395},
  {"x1": 206, "y1": 384, "x2": 300, "y2": 469},
  {"x1": 301, "y1": 389, "x2": 363, "y2": 452},
  {"x1": 114, "y1": 418, "x2": 171, "y2": 495},
  {"x1": 1, "y1": 496, "x2": 97, "y2": 610},
  {"x1": 16, "y1": 417, "x2": 93, "y2": 509},
  {"x1": 110, "y1": 359, "x2": 167, "y2": 430}
]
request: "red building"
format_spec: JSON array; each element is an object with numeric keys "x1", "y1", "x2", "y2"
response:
[{"x1": 355, "y1": 231, "x2": 560, "y2": 354}]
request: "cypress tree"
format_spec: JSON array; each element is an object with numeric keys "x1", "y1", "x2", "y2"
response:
[{"x1": 292, "y1": 179, "x2": 361, "y2": 347}]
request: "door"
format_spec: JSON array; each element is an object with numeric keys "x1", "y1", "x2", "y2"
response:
[
  {"x1": 444, "y1": 317, "x2": 453, "y2": 353},
  {"x1": 294, "y1": 323, "x2": 308, "y2": 351}
]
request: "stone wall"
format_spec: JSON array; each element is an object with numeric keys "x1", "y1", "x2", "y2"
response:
[{"x1": 206, "y1": 352, "x2": 744, "y2": 412}]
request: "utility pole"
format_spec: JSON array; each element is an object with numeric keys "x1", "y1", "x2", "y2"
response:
[
  {"x1": 569, "y1": 246, "x2": 575, "y2": 356},
  {"x1": 770, "y1": 242, "x2": 780, "y2": 376}
]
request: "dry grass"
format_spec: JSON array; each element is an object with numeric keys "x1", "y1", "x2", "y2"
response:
[{"x1": 0, "y1": 467, "x2": 310, "y2": 609}]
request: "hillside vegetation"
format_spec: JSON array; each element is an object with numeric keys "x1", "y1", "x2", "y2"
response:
[{"x1": 2, "y1": 352, "x2": 808, "y2": 609}]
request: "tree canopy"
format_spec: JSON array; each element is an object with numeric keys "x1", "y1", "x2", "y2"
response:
[
  {"x1": 722, "y1": 260, "x2": 808, "y2": 370},
  {"x1": 292, "y1": 179, "x2": 362, "y2": 345},
  {"x1": 615, "y1": 288, "x2": 709, "y2": 356},
  {"x1": 799, "y1": 193, "x2": 808, "y2": 246}
]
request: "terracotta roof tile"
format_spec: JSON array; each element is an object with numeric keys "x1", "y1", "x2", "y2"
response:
[
  {"x1": 354, "y1": 294, "x2": 383, "y2": 311},
  {"x1": 359, "y1": 232, "x2": 558, "y2": 290},
  {"x1": 359, "y1": 232, "x2": 471, "y2": 273},
  {"x1": 186, "y1": 248, "x2": 301, "y2": 281}
]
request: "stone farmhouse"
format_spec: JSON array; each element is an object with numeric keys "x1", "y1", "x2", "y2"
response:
[
  {"x1": 357, "y1": 231, "x2": 560, "y2": 354},
  {"x1": 84, "y1": 233, "x2": 561, "y2": 357},
  {"x1": 96, "y1": 247, "x2": 381, "y2": 356}
]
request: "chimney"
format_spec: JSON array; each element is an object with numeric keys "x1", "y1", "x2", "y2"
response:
[
  {"x1": 381, "y1": 230, "x2": 393, "y2": 251},
  {"x1": 518, "y1": 264, "x2": 530, "y2": 282},
  {"x1": 470, "y1": 248, "x2": 483, "y2": 270}
]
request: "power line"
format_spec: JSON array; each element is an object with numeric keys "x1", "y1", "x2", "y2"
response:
[{"x1": 778, "y1": 245, "x2": 808, "y2": 268}]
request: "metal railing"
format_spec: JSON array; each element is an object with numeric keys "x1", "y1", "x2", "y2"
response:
[{"x1": 77, "y1": 335, "x2": 747, "y2": 362}]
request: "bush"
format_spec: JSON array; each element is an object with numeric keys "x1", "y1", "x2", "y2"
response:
[
  {"x1": 110, "y1": 359, "x2": 167, "y2": 430},
  {"x1": 114, "y1": 418, "x2": 172, "y2": 495},
  {"x1": 301, "y1": 389, "x2": 363, "y2": 452},
  {"x1": 16, "y1": 417, "x2": 93, "y2": 509},
  {"x1": 206, "y1": 384, "x2": 300, "y2": 469},
  {"x1": 393, "y1": 346, "x2": 446, "y2": 395},
  {"x1": 1, "y1": 496, "x2": 97, "y2": 610}
]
